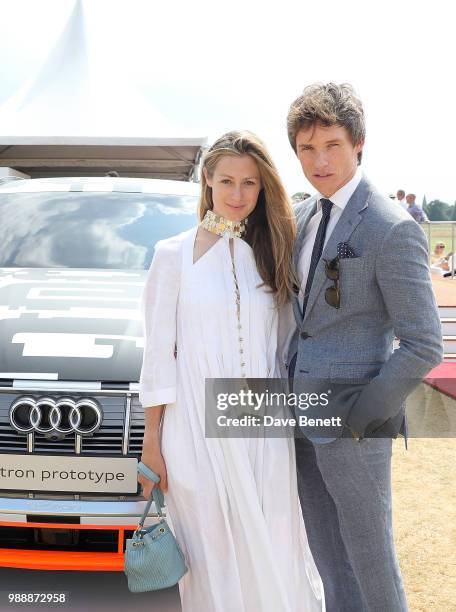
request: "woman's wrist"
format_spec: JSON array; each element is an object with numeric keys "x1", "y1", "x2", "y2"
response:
[{"x1": 143, "y1": 430, "x2": 161, "y2": 445}]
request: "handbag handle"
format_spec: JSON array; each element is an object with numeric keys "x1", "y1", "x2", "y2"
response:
[{"x1": 136, "y1": 461, "x2": 165, "y2": 530}]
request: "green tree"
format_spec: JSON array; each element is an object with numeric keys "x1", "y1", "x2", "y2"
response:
[
  {"x1": 425, "y1": 200, "x2": 453, "y2": 221},
  {"x1": 452, "y1": 202, "x2": 456, "y2": 221}
]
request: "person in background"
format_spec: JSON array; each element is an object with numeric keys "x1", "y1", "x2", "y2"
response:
[
  {"x1": 406, "y1": 193, "x2": 429, "y2": 222},
  {"x1": 292, "y1": 192, "x2": 312, "y2": 204},
  {"x1": 431, "y1": 242, "x2": 454, "y2": 276},
  {"x1": 431, "y1": 242, "x2": 449, "y2": 269},
  {"x1": 396, "y1": 189, "x2": 407, "y2": 210}
]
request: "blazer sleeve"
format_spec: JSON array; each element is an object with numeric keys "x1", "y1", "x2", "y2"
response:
[
  {"x1": 139, "y1": 238, "x2": 181, "y2": 409},
  {"x1": 346, "y1": 218, "x2": 443, "y2": 434}
]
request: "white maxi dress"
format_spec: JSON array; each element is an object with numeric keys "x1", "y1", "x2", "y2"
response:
[{"x1": 139, "y1": 227, "x2": 324, "y2": 612}]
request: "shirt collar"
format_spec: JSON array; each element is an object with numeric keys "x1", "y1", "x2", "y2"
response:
[{"x1": 316, "y1": 166, "x2": 363, "y2": 212}]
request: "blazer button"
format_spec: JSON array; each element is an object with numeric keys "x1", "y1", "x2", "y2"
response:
[{"x1": 300, "y1": 331, "x2": 311, "y2": 339}]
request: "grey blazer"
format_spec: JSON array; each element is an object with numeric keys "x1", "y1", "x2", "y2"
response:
[{"x1": 288, "y1": 176, "x2": 443, "y2": 438}]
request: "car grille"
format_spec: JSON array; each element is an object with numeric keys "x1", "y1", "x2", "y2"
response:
[
  {"x1": 128, "y1": 396, "x2": 147, "y2": 455},
  {"x1": 0, "y1": 391, "x2": 144, "y2": 500},
  {"x1": 0, "y1": 392, "x2": 143, "y2": 455},
  {"x1": 0, "y1": 524, "x2": 136, "y2": 553}
]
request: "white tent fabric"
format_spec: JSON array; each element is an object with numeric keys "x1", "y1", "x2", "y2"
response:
[{"x1": 0, "y1": 0, "x2": 206, "y2": 180}]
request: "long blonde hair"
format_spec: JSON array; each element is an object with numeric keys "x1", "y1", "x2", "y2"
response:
[{"x1": 198, "y1": 130, "x2": 296, "y2": 307}]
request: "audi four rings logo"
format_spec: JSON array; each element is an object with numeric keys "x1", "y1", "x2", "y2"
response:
[{"x1": 9, "y1": 397, "x2": 103, "y2": 435}]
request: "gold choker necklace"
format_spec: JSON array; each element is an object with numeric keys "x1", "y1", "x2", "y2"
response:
[{"x1": 200, "y1": 210, "x2": 248, "y2": 238}]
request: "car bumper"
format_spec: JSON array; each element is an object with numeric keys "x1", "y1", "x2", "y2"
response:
[{"x1": 0, "y1": 497, "x2": 160, "y2": 571}]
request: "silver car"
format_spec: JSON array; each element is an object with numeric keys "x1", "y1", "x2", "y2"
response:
[{"x1": 0, "y1": 176, "x2": 198, "y2": 571}]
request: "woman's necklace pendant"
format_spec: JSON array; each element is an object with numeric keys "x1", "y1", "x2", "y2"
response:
[{"x1": 200, "y1": 210, "x2": 248, "y2": 239}]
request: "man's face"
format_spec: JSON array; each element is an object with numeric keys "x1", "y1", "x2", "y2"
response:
[
  {"x1": 295, "y1": 123, "x2": 364, "y2": 198},
  {"x1": 406, "y1": 194, "x2": 416, "y2": 205},
  {"x1": 397, "y1": 190, "x2": 405, "y2": 200}
]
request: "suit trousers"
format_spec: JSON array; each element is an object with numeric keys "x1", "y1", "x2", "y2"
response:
[{"x1": 295, "y1": 435, "x2": 408, "y2": 612}]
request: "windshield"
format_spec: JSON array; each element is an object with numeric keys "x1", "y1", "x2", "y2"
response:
[{"x1": 0, "y1": 191, "x2": 197, "y2": 269}]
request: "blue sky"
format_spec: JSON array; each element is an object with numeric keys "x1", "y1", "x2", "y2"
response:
[{"x1": 0, "y1": 0, "x2": 454, "y2": 203}]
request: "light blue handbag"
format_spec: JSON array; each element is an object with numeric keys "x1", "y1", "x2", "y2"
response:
[{"x1": 124, "y1": 461, "x2": 188, "y2": 592}]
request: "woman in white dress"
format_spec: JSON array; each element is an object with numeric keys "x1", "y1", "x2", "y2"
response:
[{"x1": 138, "y1": 131, "x2": 325, "y2": 612}]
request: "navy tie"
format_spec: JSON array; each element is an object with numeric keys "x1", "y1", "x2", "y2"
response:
[{"x1": 301, "y1": 198, "x2": 334, "y2": 317}]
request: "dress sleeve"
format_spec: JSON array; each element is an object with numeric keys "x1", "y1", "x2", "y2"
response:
[{"x1": 139, "y1": 238, "x2": 181, "y2": 408}]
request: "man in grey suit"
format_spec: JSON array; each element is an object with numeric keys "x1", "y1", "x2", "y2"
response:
[{"x1": 285, "y1": 83, "x2": 443, "y2": 611}]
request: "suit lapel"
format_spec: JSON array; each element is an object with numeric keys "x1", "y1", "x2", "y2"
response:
[
  {"x1": 302, "y1": 177, "x2": 371, "y2": 322},
  {"x1": 290, "y1": 198, "x2": 317, "y2": 324}
]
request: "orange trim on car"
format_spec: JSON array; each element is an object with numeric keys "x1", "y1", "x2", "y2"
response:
[
  {"x1": 0, "y1": 548, "x2": 125, "y2": 571},
  {"x1": 0, "y1": 521, "x2": 138, "y2": 571}
]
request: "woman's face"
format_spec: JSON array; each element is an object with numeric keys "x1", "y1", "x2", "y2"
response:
[{"x1": 204, "y1": 154, "x2": 262, "y2": 222}]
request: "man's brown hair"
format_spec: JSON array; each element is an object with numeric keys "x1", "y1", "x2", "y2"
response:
[{"x1": 287, "y1": 82, "x2": 366, "y2": 164}]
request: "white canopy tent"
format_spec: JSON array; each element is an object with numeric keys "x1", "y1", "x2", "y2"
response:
[{"x1": 0, "y1": 1, "x2": 206, "y2": 180}]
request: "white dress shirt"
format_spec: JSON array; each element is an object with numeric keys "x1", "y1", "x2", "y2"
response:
[{"x1": 297, "y1": 167, "x2": 363, "y2": 306}]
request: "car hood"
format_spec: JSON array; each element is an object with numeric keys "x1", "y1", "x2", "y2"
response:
[{"x1": 0, "y1": 268, "x2": 147, "y2": 383}]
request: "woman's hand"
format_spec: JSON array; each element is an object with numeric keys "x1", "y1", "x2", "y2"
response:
[{"x1": 138, "y1": 439, "x2": 168, "y2": 499}]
